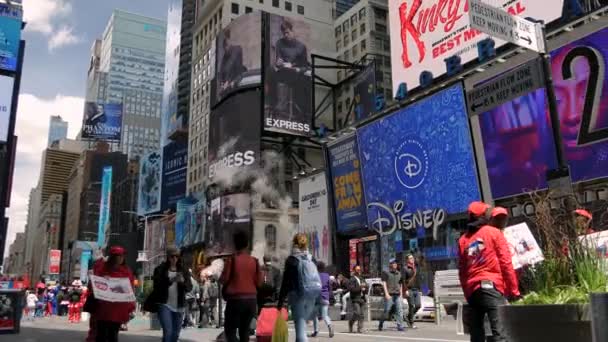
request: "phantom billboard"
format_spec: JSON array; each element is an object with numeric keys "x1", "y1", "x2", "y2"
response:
[{"x1": 82, "y1": 102, "x2": 123, "y2": 141}]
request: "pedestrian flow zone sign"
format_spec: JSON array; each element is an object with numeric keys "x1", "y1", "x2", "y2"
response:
[
  {"x1": 469, "y1": 0, "x2": 546, "y2": 53},
  {"x1": 467, "y1": 58, "x2": 544, "y2": 116}
]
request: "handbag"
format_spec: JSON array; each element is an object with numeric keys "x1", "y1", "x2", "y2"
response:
[
  {"x1": 82, "y1": 293, "x2": 97, "y2": 313},
  {"x1": 143, "y1": 290, "x2": 159, "y2": 313}
]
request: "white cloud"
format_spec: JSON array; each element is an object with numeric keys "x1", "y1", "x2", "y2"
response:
[
  {"x1": 4, "y1": 93, "x2": 84, "y2": 257},
  {"x1": 23, "y1": 0, "x2": 72, "y2": 34},
  {"x1": 48, "y1": 25, "x2": 81, "y2": 51},
  {"x1": 22, "y1": 0, "x2": 81, "y2": 50}
]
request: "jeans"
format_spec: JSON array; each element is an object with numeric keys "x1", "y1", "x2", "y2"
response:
[
  {"x1": 406, "y1": 289, "x2": 422, "y2": 326},
  {"x1": 380, "y1": 294, "x2": 404, "y2": 327},
  {"x1": 224, "y1": 298, "x2": 257, "y2": 342},
  {"x1": 312, "y1": 303, "x2": 332, "y2": 332},
  {"x1": 158, "y1": 305, "x2": 184, "y2": 342},
  {"x1": 290, "y1": 293, "x2": 316, "y2": 342},
  {"x1": 341, "y1": 292, "x2": 350, "y2": 314},
  {"x1": 468, "y1": 288, "x2": 507, "y2": 342},
  {"x1": 96, "y1": 321, "x2": 120, "y2": 342},
  {"x1": 348, "y1": 300, "x2": 364, "y2": 332}
]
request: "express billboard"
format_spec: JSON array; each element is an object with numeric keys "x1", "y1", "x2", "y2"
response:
[
  {"x1": 478, "y1": 27, "x2": 608, "y2": 199},
  {"x1": 388, "y1": 0, "x2": 564, "y2": 92},
  {"x1": 299, "y1": 173, "x2": 332, "y2": 265},
  {"x1": 97, "y1": 166, "x2": 113, "y2": 246},
  {"x1": 263, "y1": 13, "x2": 312, "y2": 136},
  {"x1": 214, "y1": 12, "x2": 262, "y2": 106},
  {"x1": 0, "y1": 4, "x2": 21, "y2": 72},
  {"x1": 161, "y1": 141, "x2": 188, "y2": 211},
  {"x1": 0, "y1": 75, "x2": 14, "y2": 143},
  {"x1": 138, "y1": 151, "x2": 162, "y2": 215},
  {"x1": 328, "y1": 135, "x2": 367, "y2": 234},
  {"x1": 208, "y1": 90, "x2": 261, "y2": 179},
  {"x1": 358, "y1": 83, "x2": 480, "y2": 238},
  {"x1": 81, "y1": 102, "x2": 123, "y2": 141}
]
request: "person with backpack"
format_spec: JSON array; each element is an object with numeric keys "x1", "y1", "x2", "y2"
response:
[
  {"x1": 258, "y1": 255, "x2": 281, "y2": 312},
  {"x1": 277, "y1": 233, "x2": 322, "y2": 342},
  {"x1": 311, "y1": 261, "x2": 334, "y2": 338},
  {"x1": 347, "y1": 265, "x2": 367, "y2": 334},
  {"x1": 220, "y1": 230, "x2": 262, "y2": 342}
]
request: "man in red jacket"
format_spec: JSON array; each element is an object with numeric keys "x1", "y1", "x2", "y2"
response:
[{"x1": 458, "y1": 202, "x2": 520, "y2": 342}]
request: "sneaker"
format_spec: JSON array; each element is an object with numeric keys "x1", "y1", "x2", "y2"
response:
[
  {"x1": 329, "y1": 325, "x2": 334, "y2": 338},
  {"x1": 410, "y1": 324, "x2": 418, "y2": 329},
  {"x1": 309, "y1": 331, "x2": 318, "y2": 337},
  {"x1": 397, "y1": 325, "x2": 405, "y2": 332},
  {"x1": 378, "y1": 321, "x2": 383, "y2": 331}
]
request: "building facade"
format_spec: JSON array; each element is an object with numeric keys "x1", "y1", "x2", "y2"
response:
[
  {"x1": 334, "y1": 0, "x2": 360, "y2": 18},
  {"x1": 88, "y1": 10, "x2": 167, "y2": 159},
  {"x1": 48, "y1": 116, "x2": 68, "y2": 147},
  {"x1": 32, "y1": 194, "x2": 63, "y2": 280},
  {"x1": 23, "y1": 187, "x2": 41, "y2": 281},
  {"x1": 334, "y1": 0, "x2": 392, "y2": 125},
  {"x1": 5, "y1": 232, "x2": 25, "y2": 276}
]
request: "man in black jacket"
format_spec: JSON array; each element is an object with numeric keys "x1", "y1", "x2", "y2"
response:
[{"x1": 348, "y1": 265, "x2": 366, "y2": 333}]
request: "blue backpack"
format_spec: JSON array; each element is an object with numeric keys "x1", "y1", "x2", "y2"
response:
[{"x1": 297, "y1": 253, "x2": 322, "y2": 297}]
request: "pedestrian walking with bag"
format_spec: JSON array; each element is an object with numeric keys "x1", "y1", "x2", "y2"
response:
[
  {"x1": 277, "y1": 233, "x2": 322, "y2": 342},
  {"x1": 220, "y1": 231, "x2": 262, "y2": 342},
  {"x1": 403, "y1": 254, "x2": 421, "y2": 329},
  {"x1": 347, "y1": 265, "x2": 366, "y2": 334},
  {"x1": 310, "y1": 261, "x2": 334, "y2": 338}
]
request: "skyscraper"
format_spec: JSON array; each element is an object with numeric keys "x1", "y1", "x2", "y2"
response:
[
  {"x1": 48, "y1": 115, "x2": 68, "y2": 147},
  {"x1": 85, "y1": 10, "x2": 167, "y2": 159}
]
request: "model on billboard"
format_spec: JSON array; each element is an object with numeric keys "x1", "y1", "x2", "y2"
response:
[
  {"x1": 218, "y1": 28, "x2": 246, "y2": 97},
  {"x1": 265, "y1": 16, "x2": 312, "y2": 135},
  {"x1": 139, "y1": 152, "x2": 161, "y2": 214}
]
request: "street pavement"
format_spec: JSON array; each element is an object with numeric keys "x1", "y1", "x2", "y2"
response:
[{"x1": 0, "y1": 315, "x2": 469, "y2": 342}]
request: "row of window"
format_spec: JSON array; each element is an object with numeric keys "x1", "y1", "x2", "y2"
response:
[
  {"x1": 335, "y1": 7, "x2": 367, "y2": 37},
  {"x1": 234, "y1": 0, "x2": 305, "y2": 15},
  {"x1": 336, "y1": 25, "x2": 366, "y2": 52},
  {"x1": 336, "y1": 39, "x2": 367, "y2": 63}
]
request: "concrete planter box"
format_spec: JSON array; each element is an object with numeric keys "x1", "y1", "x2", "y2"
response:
[{"x1": 498, "y1": 304, "x2": 591, "y2": 342}]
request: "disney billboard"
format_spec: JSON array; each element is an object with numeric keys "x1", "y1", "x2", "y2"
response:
[{"x1": 357, "y1": 83, "x2": 480, "y2": 239}]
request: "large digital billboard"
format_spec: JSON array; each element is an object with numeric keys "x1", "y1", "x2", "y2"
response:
[
  {"x1": 208, "y1": 90, "x2": 261, "y2": 179},
  {"x1": 479, "y1": 27, "x2": 608, "y2": 199},
  {"x1": 138, "y1": 151, "x2": 162, "y2": 215},
  {"x1": 264, "y1": 13, "x2": 312, "y2": 136},
  {"x1": 175, "y1": 197, "x2": 197, "y2": 248},
  {"x1": 161, "y1": 141, "x2": 188, "y2": 211},
  {"x1": 0, "y1": 5, "x2": 22, "y2": 72},
  {"x1": 214, "y1": 12, "x2": 262, "y2": 106},
  {"x1": 81, "y1": 102, "x2": 123, "y2": 141},
  {"x1": 328, "y1": 135, "x2": 367, "y2": 234},
  {"x1": 208, "y1": 193, "x2": 251, "y2": 254},
  {"x1": 299, "y1": 173, "x2": 332, "y2": 265},
  {"x1": 97, "y1": 166, "x2": 113, "y2": 246},
  {"x1": 0, "y1": 75, "x2": 14, "y2": 143},
  {"x1": 358, "y1": 83, "x2": 480, "y2": 238},
  {"x1": 388, "y1": 0, "x2": 564, "y2": 91}
]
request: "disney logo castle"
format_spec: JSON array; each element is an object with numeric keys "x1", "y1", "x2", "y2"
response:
[{"x1": 368, "y1": 199, "x2": 446, "y2": 240}]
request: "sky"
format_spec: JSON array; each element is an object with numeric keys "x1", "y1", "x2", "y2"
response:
[{"x1": 4, "y1": 0, "x2": 169, "y2": 257}]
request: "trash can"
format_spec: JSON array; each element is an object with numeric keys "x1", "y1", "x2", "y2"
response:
[{"x1": 0, "y1": 289, "x2": 25, "y2": 334}]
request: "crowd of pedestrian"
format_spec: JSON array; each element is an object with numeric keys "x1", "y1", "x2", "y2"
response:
[{"x1": 21, "y1": 279, "x2": 88, "y2": 322}]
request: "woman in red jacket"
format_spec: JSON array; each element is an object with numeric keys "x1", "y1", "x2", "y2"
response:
[{"x1": 93, "y1": 246, "x2": 136, "y2": 342}]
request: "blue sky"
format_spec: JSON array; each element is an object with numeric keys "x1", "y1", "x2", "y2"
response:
[{"x1": 5, "y1": 0, "x2": 169, "y2": 255}]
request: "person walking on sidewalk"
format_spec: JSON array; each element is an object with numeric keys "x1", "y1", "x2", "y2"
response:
[
  {"x1": 458, "y1": 201, "x2": 520, "y2": 342},
  {"x1": 379, "y1": 258, "x2": 405, "y2": 332},
  {"x1": 277, "y1": 233, "x2": 322, "y2": 342},
  {"x1": 182, "y1": 270, "x2": 200, "y2": 329},
  {"x1": 403, "y1": 254, "x2": 421, "y2": 329},
  {"x1": 310, "y1": 261, "x2": 334, "y2": 338},
  {"x1": 221, "y1": 231, "x2": 262, "y2": 342},
  {"x1": 347, "y1": 265, "x2": 366, "y2": 334}
]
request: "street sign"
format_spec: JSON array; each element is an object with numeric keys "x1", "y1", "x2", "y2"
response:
[
  {"x1": 467, "y1": 58, "x2": 544, "y2": 116},
  {"x1": 469, "y1": 0, "x2": 546, "y2": 53}
]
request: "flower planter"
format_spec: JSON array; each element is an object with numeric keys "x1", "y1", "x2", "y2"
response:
[{"x1": 498, "y1": 304, "x2": 591, "y2": 342}]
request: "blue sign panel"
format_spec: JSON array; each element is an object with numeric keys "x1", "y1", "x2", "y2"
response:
[
  {"x1": 358, "y1": 83, "x2": 480, "y2": 238},
  {"x1": 82, "y1": 102, "x2": 123, "y2": 141},
  {"x1": 161, "y1": 141, "x2": 188, "y2": 211},
  {"x1": 97, "y1": 166, "x2": 113, "y2": 246},
  {"x1": 328, "y1": 135, "x2": 367, "y2": 233},
  {"x1": 0, "y1": 5, "x2": 21, "y2": 72}
]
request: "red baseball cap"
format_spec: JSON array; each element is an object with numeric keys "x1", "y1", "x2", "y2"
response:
[
  {"x1": 574, "y1": 209, "x2": 593, "y2": 220},
  {"x1": 109, "y1": 246, "x2": 126, "y2": 256},
  {"x1": 468, "y1": 201, "x2": 490, "y2": 218},
  {"x1": 491, "y1": 207, "x2": 508, "y2": 218}
]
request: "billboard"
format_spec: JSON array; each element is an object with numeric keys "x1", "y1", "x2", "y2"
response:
[
  {"x1": 138, "y1": 151, "x2": 162, "y2": 215},
  {"x1": 264, "y1": 13, "x2": 312, "y2": 136},
  {"x1": 81, "y1": 102, "x2": 123, "y2": 140},
  {"x1": 175, "y1": 197, "x2": 197, "y2": 248},
  {"x1": 161, "y1": 141, "x2": 188, "y2": 211},
  {"x1": 388, "y1": 0, "x2": 564, "y2": 91},
  {"x1": 0, "y1": 75, "x2": 13, "y2": 143},
  {"x1": 0, "y1": 5, "x2": 22, "y2": 72},
  {"x1": 350, "y1": 64, "x2": 376, "y2": 125},
  {"x1": 208, "y1": 90, "x2": 261, "y2": 179},
  {"x1": 358, "y1": 83, "x2": 480, "y2": 238},
  {"x1": 48, "y1": 250, "x2": 61, "y2": 275},
  {"x1": 97, "y1": 166, "x2": 113, "y2": 246},
  {"x1": 327, "y1": 135, "x2": 367, "y2": 234},
  {"x1": 208, "y1": 193, "x2": 251, "y2": 254},
  {"x1": 478, "y1": 27, "x2": 608, "y2": 199},
  {"x1": 214, "y1": 12, "x2": 262, "y2": 106},
  {"x1": 298, "y1": 173, "x2": 332, "y2": 264}
]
